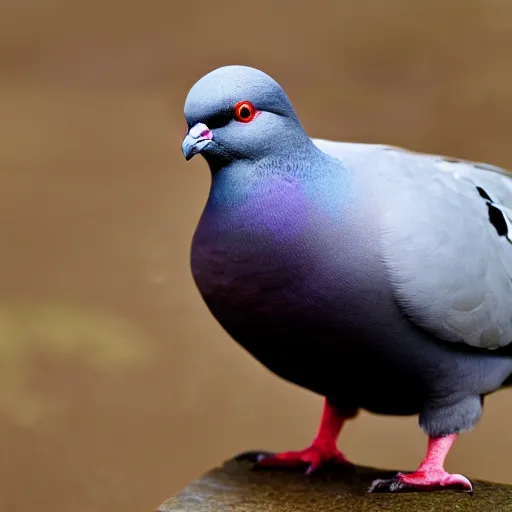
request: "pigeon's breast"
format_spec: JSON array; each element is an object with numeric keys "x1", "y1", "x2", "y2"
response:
[
  {"x1": 191, "y1": 175, "x2": 316, "y2": 315},
  {"x1": 206, "y1": 171, "x2": 316, "y2": 243},
  {"x1": 189, "y1": 165, "x2": 411, "y2": 398},
  {"x1": 190, "y1": 166, "x2": 381, "y2": 331}
]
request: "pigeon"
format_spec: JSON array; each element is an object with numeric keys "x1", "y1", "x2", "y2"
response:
[{"x1": 181, "y1": 65, "x2": 512, "y2": 494}]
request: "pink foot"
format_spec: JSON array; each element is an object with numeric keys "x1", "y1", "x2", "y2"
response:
[
  {"x1": 256, "y1": 442, "x2": 353, "y2": 475},
  {"x1": 368, "y1": 469, "x2": 473, "y2": 494}
]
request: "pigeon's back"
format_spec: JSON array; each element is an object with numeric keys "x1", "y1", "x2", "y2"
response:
[
  {"x1": 314, "y1": 138, "x2": 512, "y2": 351},
  {"x1": 313, "y1": 137, "x2": 512, "y2": 210}
]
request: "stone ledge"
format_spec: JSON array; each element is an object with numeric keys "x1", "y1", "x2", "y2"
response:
[{"x1": 158, "y1": 452, "x2": 512, "y2": 511}]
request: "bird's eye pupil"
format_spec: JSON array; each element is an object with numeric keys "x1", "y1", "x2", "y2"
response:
[{"x1": 234, "y1": 101, "x2": 256, "y2": 122}]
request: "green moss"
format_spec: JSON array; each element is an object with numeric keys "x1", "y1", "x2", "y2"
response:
[{"x1": 159, "y1": 454, "x2": 512, "y2": 512}]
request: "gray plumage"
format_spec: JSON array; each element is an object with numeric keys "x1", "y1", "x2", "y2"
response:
[
  {"x1": 181, "y1": 64, "x2": 512, "y2": 492},
  {"x1": 314, "y1": 138, "x2": 512, "y2": 350}
]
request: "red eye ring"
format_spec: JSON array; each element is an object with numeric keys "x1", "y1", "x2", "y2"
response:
[{"x1": 234, "y1": 101, "x2": 258, "y2": 123}]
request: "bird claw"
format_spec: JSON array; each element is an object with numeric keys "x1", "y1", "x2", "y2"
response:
[
  {"x1": 368, "y1": 470, "x2": 473, "y2": 495},
  {"x1": 255, "y1": 444, "x2": 353, "y2": 475}
]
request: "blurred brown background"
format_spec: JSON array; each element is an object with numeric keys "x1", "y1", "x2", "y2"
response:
[{"x1": 1, "y1": 0, "x2": 512, "y2": 510}]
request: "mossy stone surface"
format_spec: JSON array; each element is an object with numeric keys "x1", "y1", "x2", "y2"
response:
[{"x1": 158, "y1": 452, "x2": 512, "y2": 511}]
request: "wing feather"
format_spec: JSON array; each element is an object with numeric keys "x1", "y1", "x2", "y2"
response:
[{"x1": 314, "y1": 138, "x2": 512, "y2": 350}]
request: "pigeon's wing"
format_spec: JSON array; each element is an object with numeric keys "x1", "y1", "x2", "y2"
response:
[{"x1": 314, "y1": 138, "x2": 512, "y2": 350}]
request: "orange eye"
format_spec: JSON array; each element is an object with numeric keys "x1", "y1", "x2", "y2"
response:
[{"x1": 234, "y1": 101, "x2": 258, "y2": 123}]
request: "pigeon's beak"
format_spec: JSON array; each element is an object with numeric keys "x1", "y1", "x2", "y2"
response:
[{"x1": 182, "y1": 122, "x2": 213, "y2": 161}]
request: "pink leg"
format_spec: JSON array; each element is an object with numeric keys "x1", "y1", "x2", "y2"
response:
[
  {"x1": 257, "y1": 399, "x2": 353, "y2": 475},
  {"x1": 369, "y1": 434, "x2": 473, "y2": 494}
]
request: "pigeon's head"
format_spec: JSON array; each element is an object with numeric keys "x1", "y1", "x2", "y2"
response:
[{"x1": 182, "y1": 65, "x2": 308, "y2": 167}]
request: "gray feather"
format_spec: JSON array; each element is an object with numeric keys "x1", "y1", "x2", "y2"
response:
[{"x1": 314, "y1": 138, "x2": 512, "y2": 350}]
